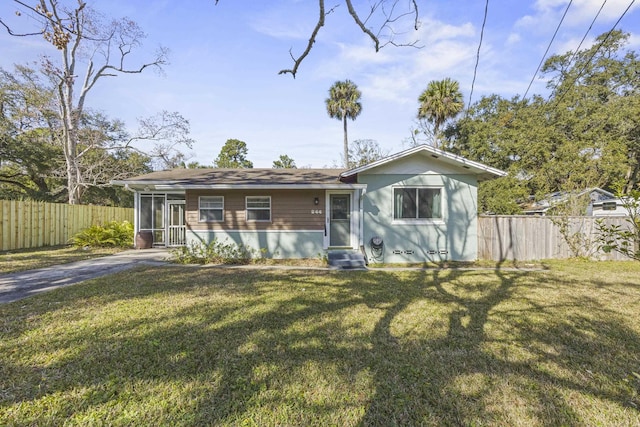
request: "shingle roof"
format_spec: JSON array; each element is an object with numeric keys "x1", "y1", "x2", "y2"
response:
[
  {"x1": 113, "y1": 168, "x2": 350, "y2": 189},
  {"x1": 340, "y1": 144, "x2": 507, "y2": 181}
]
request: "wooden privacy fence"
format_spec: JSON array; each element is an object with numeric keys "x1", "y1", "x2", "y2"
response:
[
  {"x1": 0, "y1": 200, "x2": 134, "y2": 251},
  {"x1": 478, "y1": 215, "x2": 632, "y2": 261}
]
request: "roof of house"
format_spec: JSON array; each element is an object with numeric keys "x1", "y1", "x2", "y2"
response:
[
  {"x1": 113, "y1": 144, "x2": 507, "y2": 190},
  {"x1": 112, "y1": 168, "x2": 354, "y2": 190},
  {"x1": 340, "y1": 144, "x2": 507, "y2": 181},
  {"x1": 521, "y1": 187, "x2": 616, "y2": 215}
]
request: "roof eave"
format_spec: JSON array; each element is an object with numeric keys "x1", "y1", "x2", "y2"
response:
[
  {"x1": 340, "y1": 144, "x2": 507, "y2": 180},
  {"x1": 111, "y1": 181, "x2": 366, "y2": 191}
]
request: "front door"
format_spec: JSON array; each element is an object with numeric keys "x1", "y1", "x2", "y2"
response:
[
  {"x1": 329, "y1": 194, "x2": 351, "y2": 247},
  {"x1": 168, "y1": 201, "x2": 186, "y2": 246}
]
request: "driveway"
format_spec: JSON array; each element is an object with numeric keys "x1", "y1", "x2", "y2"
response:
[{"x1": 0, "y1": 248, "x2": 171, "y2": 304}]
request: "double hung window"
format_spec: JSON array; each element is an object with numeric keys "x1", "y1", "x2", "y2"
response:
[
  {"x1": 199, "y1": 196, "x2": 224, "y2": 222},
  {"x1": 246, "y1": 196, "x2": 271, "y2": 221}
]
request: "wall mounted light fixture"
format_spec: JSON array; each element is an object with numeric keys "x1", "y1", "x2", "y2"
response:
[{"x1": 314, "y1": 197, "x2": 320, "y2": 205}]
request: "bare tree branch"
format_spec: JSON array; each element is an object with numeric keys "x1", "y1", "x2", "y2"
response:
[
  {"x1": 345, "y1": 0, "x2": 380, "y2": 51},
  {"x1": 214, "y1": 0, "x2": 419, "y2": 78},
  {"x1": 278, "y1": 0, "x2": 331, "y2": 78},
  {"x1": 4, "y1": 1, "x2": 172, "y2": 203}
]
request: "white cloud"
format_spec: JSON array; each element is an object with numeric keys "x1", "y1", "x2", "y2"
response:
[
  {"x1": 517, "y1": 0, "x2": 640, "y2": 30},
  {"x1": 506, "y1": 32, "x2": 522, "y2": 46},
  {"x1": 567, "y1": 0, "x2": 640, "y2": 26},
  {"x1": 250, "y1": 20, "x2": 311, "y2": 40},
  {"x1": 248, "y1": 2, "x2": 316, "y2": 40},
  {"x1": 313, "y1": 16, "x2": 478, "y2": 105}
]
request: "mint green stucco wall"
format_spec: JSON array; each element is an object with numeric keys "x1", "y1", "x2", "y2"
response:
[
  {"x1": 359, "y1": 171, "x2": 479, "y2": 263},
  {"x1": 187, "y1": 230, "x2": 325, "y2": 259}
]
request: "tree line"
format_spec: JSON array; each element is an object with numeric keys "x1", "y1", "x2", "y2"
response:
[
  {"x1": 2, "y1": 1, "x2": 638, "y2": 213},
  {"x1": 324, "y1": 30, "x2": 640, "y2": 215},
  {"x1": 446, "y1": 30, "x2": 639, "y2": 214}
]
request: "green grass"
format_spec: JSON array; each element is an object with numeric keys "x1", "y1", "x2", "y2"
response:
[
  {"x1": 0, "y1": 246, "x2": 124, "y2": 274},
  {"x1": 1, "y1": 261, "x2": 639, "y2": 426}
]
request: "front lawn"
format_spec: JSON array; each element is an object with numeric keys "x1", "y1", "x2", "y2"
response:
[
  {"x1": 0, "y1": 246, "x2": 124, "y2": 274},
  {"x1": 1, "y1": 261, "x2": 639, "y2": 426}
]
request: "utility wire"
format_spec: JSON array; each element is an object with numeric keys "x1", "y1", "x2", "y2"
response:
[
  {"x1": 550, "y1": 0, "x2": 636, "y2": 108},
  {"x1": 567, "y1": 0, "x2": 608, "y2": 70},
  {"x1": 547, "y1": 0, "x2": 608, "y2": 100},
  {"x1": 522, "y1": 0, "x2": 574, "y2": 101},
  {"x1": 467, "y1": 0, "x2": 489, "y2": 112}
]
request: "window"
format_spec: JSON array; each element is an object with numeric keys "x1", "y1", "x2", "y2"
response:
[
  {"x1": 394, "y1": 187, "x2": 442, "y2": 220},
  {"x1": 199, "y1": 196, "x2": 224, "y2": 222},
  {"x1": 246, "y1": 196, "x2": 271, "y2": 221}
]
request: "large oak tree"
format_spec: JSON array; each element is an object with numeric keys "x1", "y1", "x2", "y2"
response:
[
  {"x1": 1, "y1": 0, "x2": 193, "y2": 204},
  {"x1": 446, "y1": 31, "x2": 639, "y2": 214}
]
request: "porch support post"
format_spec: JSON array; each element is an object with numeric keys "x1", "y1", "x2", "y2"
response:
[
  {"x1": 133, "y1": 191, "x2": 139, "y2": 248},
  {"x1": 358, "y1": 188, "x2": 365, "y2": 249}
]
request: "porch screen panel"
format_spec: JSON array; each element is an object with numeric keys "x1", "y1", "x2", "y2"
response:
[
  {"x1": 139, "y1": 194, "x2": 166, "y2": 245},
  {"x1": 153, "y1": 197, "x2": 165, "y2": 244},
  {"x1": 140, "y1": 196, "x2": 153, "y2": 229}
]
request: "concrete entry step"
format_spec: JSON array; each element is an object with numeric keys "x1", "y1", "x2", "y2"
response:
[{"x1": 327, "y1": 250, "x2": 367, "y2": 270}]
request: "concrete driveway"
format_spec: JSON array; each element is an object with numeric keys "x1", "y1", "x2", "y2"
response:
[{"x1": 0, "y1": 248, "x2": 171, "y2": 304}]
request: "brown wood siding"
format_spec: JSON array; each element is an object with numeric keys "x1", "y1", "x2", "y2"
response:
[{"x1": 186, "y1": 189, "x2": 325, "y2": 231}]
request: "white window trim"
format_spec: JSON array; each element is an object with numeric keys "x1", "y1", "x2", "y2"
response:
[
  {"x1": 391, "y1": 185, "x2": 445, "y2": 225},
  {"x1": 199, "y1": 195, "x2": 224, "y2": 223},
  {"x1": 246, "y1": 195, "x2": 271, "y2": 222}
]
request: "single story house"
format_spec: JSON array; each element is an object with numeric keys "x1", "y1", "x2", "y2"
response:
[{"x1": 113, "y1": 145, "x2": 506, "y2": 263}]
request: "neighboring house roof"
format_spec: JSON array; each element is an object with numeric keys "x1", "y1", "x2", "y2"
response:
[
  {"x1": 340, "y1": 144, "x2": 507, "y2": 181},
  {"x1": 522, "y1": 187, "x2": 615, "y2": 215},
  {"x1": 113, "y1": 168, "x2": 357, "y2": 190}
]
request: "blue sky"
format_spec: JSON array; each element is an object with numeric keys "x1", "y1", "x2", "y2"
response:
[{"x1": 1, "y1": 0, "x2": 639, "y2": 168}]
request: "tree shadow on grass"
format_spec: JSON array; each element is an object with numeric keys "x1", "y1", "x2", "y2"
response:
[
  {"x1": 1, "y1": 266, "x2": 640, "y2": 425},
  {"x1": 353, "y1": 267, "x2": 640, "y2": 425}
]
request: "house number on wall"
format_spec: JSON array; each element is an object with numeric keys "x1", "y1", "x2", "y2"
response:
[{"x1": 311, "y1": 209, "x2": 323, "y2": 215}]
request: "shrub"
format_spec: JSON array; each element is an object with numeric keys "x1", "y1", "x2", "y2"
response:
[
  {"x1": 71, "y1": 220, "x2": 134, "y2": 248},
  {"x1": 596, "y1": 190, "x2": 640, "y2": 261},
  {"x1": 171, "y1": 239, "x2": 265, "y2": 265}
]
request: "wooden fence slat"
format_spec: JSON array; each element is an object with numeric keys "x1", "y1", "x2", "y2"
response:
[
  {"x1": 0, "y1": 200, "x2": 133, "y2": 251},
  {"x1": 478, "y1": 215, "x2": 632, "y2": 261},
  {"x1": 1, "y1": 201, "x2": 8, "y2": 250}
]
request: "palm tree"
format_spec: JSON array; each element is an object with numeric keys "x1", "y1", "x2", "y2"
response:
[
  {"x1": 325, "y1": 80, "x2": 362, "y2": 167},
  {"x1": 417, "y1": 78, "x2": 464, "y2": 149}
]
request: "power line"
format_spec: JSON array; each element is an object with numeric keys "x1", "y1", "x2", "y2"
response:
[
  {"x1": 550, "y1": 0, "x2": 636, "y2": 108},
  {"x1": 467, "y1": 0, "x2": 489, "y2": 111},
  {"x1": 567, "y1": 0, "x2": 608, "y2": 69},
  {"x1": 547, "y1": 0, "x2": 608, "y2": 100},
  {"x1": 522, "y1": 0, "x2": 574, "y2": 101}
]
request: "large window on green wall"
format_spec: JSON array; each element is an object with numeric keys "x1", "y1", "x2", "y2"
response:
[{"x1": 394, "y1": 187, "x2": 442, "y2": 220}]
